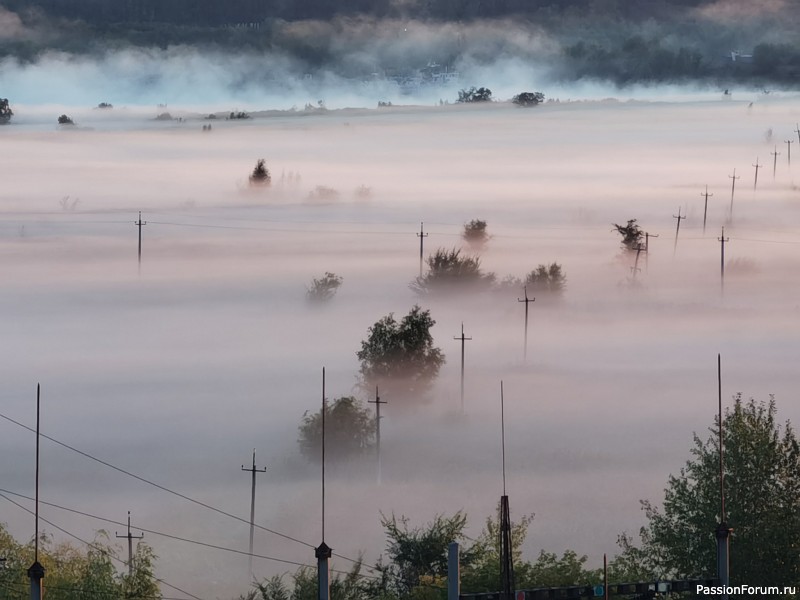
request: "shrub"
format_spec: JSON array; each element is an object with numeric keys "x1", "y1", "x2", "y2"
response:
[
  {"x1": 57, "y1": 114, "x2": 75, "y2": 125},
  {"x1": 463, "y1": 219, "x2": 488, "y2": 246},
  {"x1": 249, "y1": 159, "x2": 271, "y2": 186},
  {"x1": 410, "y1": 248, "x2": 496, "y2": 296},
  {"x1": 524, "y1": 263, "x2": 566, "y2": 296},
  {"x1": 306, "y1": 272, "x2": 343, "y2": 303},
  {"x1": 457, "y1": 87, "x2": 492, "y2": 103},
  {"x1": 512, "y1": 92, "x2": 545, "y2": 107}
]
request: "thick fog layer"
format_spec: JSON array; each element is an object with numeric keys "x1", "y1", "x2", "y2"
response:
[{"x1": 1, "y1": 96, "x2": 800, "y2": 598}]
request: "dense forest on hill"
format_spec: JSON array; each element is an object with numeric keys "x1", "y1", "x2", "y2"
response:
[{"x1": 2, "y1": 0, "x2": 800, "y2": 86}]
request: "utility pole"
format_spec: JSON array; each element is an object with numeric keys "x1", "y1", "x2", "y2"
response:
[
  {"x1": 672, "y1": 207, "x2": 686, "y2": 256},
  {"x1": 771, "y1": 146, "x2": 780, "y2": 179},
  {"x1": 116, "y1": 512, "x2": 144, "y2": 577},
  {"x1": 795, "y1": 123, "x2": 800, "y2": 146},
  {"x1": 315, "y1": 368, "x2": 331, "y2": 600},
  {"x1": 752, "y1": 159, "x2": 761, "y2": 191},
  {"x1": 135, "y1": 211, "x2": 147, "y2": 272},
  {"x1": 28, "y1": 384, "x2": 44, "y2": 600},
  {"x1": 786, "y1": 139, "x2": 794, "y2": 166},
  {"x1": 453, "y1": 324, "x2": 472, "y2": 414},
  {"x1": 517, "y1": 287, "x2": 535, "y2": 362},
  {"x1": 644, "y1": 231, "x2": 658, "y2": 271},
  {"x1": 367, "y1": 387, "x2": 387, "y2": 485},
  {"x1": 631, "y1": 244, "x2": 643, "y2": 281},
  {"x1": 718, "y1": 227, "x2": 729, "y2": 295},
  {"x1": 728, "y1": 169, "x2": 740, "y2": 221},
  {"x1": 701, "y1": 186, "x2": 713, "y2": 234},
  {"x1": 241, "y1": 451, "x2": 266, "y2": 576},
  {"x1": 416, "y1": 222, "x2": 428, "y2": 278}
]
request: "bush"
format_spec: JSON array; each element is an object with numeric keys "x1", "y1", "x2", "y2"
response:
[
  {"x1": 306, "y1": 272, "x2": 343, "y2": 303},
  {"x1": 524, "y1": 263, "x2": 566, "y2": 296},
  {"x1": 249, "y1": 159, "x2": 271, "y2": 186},
  {"x1": 512, "y1": 92, "x2": 545, "y2": 107},
  {"x1": 410, "y1": 248, "x2": 496, "y2": 296},
  {"x1": 463, "y1": 219, "x2": 488, "y2": 246},
  {"x1": 613, "y1": 219, "x2": 643, "y2": 251},
  {"x1": 298, "y1": 396, "x2": 374, "y2": 463},
  {"x1": 57, "y1": 114, "x2": 75, "y2": 125},
  {"x1": 457, "y1": 87, "x2": 492, "y2": 103},
  {"x1": 0, "y1": 98, "x2": 12, "y2": 124}
]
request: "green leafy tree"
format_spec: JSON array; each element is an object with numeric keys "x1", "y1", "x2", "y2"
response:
[
  {"x1": 356, "y1": 305, "x2": 445, "y2": 403},
  {"x1": 410, "y1": 248, "x2": 496, "y2": 296},
  {"x1": 512, "y1": 92, "x2": 545, "y2": 107},
  {"x1": 457, "y1": 87, "x2": 492, "y2": 103},
  {"x1": 297, "y1": 396, "x2": 374, "y2": 463},
  {"x1": 612, "y1": 220, "x2": 643, "y2": 251},
  {"x1": 525, "y1": 550, "x2": 599, "y2": 588},
  {"x1": 524, "y1": 263, "x2": 566, "y2": 297},
  {"x1": 250, "y1": 159, "x2": 271, "y2": 186},
  {"x1": 0, "y1": 98, "x2": 12, "y2": 124},
  {"x1": 637, "y1": 394, "x2": 800, "y2": 588},
  {"x1": 306, "y1": 272, "x2": 343, "y2": 303},
  {"x1": 121, "y1": 543, "x2": 162, "y2": 599},
  {"x1": 462, "y1": 219, "x2": 488, "y2": 246},
  {"x1": 378, "y1": 512, "x2": 482, "y2": 599}
]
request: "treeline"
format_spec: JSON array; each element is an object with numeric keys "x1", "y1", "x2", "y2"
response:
[{"x1": 0, "y1": 0, "x2": 724, "y2": 27}]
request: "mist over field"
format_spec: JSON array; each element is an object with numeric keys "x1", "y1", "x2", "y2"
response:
[{"x1": 1, "y1": 90, "x2": 800, "y2": 598}]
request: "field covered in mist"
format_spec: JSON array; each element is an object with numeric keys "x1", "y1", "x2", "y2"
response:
[{"x1": 2, "y1": 93, "x2": 800, "y2": 598}]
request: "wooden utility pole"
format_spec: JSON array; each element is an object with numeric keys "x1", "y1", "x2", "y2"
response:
[
  {"x1": 752, "y1": 159, "x2": 761, "y2": 191},
  {"x1": 116, "y1": 512, "x2": 144, "y2": 577},
  {"x1": 241, "y1": 451, "x2": 266, "y2": 576},
  {"x1": 28, "y1": 384, "x2": 45, "y2": 600},
  {"x1": 367, "y1": 387, "x2": 387, "y2": 485},
  {"x1": 718, "y1": 227, "x2": 729, "y2": 295},
  {"x1": 517, "y1": 287, "x2": 535, "y2": 362},
  {"x1": 644, "y1": 231, "x2": 658, "y2": 271},
  {"x1": 728, "y1": 169, "x2": 740, "y2": 220},
  {"x1": 786, "y1": 139, "x2": 794, "y2": 166},
  {"x1": 795, "y1": 123, "x2": 800, "y2": 146},
  {"x1": 771, "y1": 146, "x2": 780, "y2": 179},
  {"x1": 416, "y1": 222, "x2": 428, "y2": 278},
  {"x1": 453, "y1": 324, "x2": 472, "y2": 414},
  {"x1": 135, "y1": 212, "x2": 147, "y2": 272},
  {"x1": 631, "y1": 244, "x2": 644, "y2": 280},
  {"x1": 672, "y1": 207, "x2": 686, "y2": 255},
  {"x1": 701, "y1": 186, "x2": 713, "y2": 234}
]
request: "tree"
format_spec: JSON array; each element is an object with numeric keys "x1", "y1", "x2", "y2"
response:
[
  {"x1": 512, "y1": 92, "x2": 545, "y2": 107},
  {"x1": 58, "y1": 114, "x2": 75, "y2": 125},
  {"x1": 462, "y1": 219, "x2": 488, "y2": 247},
  {"x1": 524, "y1": 263, "x2": 566, "y2": 297},
  {"x1": 410, "y1": 248, "x2": 496, "y2": 296},
  {"x1": 635, "y1": 395, "x2": 800, "y2": 588},
  {"x1": 457, "y1": 87, "x2": 492, "y2": 103},
  {"x1": 249, "y1": 159, "x2": 271, "y2": 186},
  {"x1": 612, "y1": 219, "x2": 643, "y2": 251},
  {"x1": 379, "y1": 512, "x2": 482, "y2": 599},
  {"x1": 306, "y1": 272, "x2": 343, "y2": 303},
  {"x1": 297, "y1": 396, "x2": 374, "y2": 463},
  {"x1": 0, "y1": 98, "x2": 12, "y2": 124},
  {"x1": 356, "y1": 305, "x2": 445, "y2": 403}
]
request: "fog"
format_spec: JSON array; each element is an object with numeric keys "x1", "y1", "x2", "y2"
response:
[{"x1": 1, "y1": 94, "x2": 800, "y2": 599}]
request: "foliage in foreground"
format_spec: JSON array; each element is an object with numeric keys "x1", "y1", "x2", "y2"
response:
[{"x1": 0, "y1": 525, "x2": 162, "y2": 600}]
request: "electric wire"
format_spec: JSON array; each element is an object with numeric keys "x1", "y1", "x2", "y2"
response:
[
  {"x1": 0, "y1": 493, "x2": 204, "y2": 600},
  {"x1": 0, "y1": 411, "x2": 378, "y2": 573}
]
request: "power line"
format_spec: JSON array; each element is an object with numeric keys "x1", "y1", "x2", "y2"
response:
[
  {"x1": 0, "y1": 489, "x2": 381, "y2": 581},
  {"x1": 0, "y1": 411, "x2": 374, "y2": 572},
  {"x1": 0, "y1": 492, "x2": 204, "y2": 600}
]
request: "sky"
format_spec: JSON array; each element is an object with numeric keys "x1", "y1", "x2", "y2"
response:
[{"x1": 1, "y1": 92, "x2": 800, "y2": 599}]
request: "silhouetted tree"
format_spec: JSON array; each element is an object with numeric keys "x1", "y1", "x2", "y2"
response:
[
  {"x1": 512, "y1": 92, "x2": 545, "y2": 106},
  {"x1": 613, "y1": 219, "x2": 643, "y2": 251},
  {"x1": 306, "y1": 272, "x2": 343, "y2": 303},
  {"x1": 0, "y1": 98, "x2": 12, "y2": 124},
  {"x1": 410, "y1": 248, "x2": 495, "y2": 295},
  {"x1": 524, "y1": 263, "x2": 566, "y2": 296},
  {"x1": 457, "y1": 87, "x2": 492, "y2": 103},
  {"x1": 297, "y1": 396, "x2": 374, "y2": 463},
  {"x1": 462, "y1": 219, "x2": 488, "y2": 246},
  {"x1": 249, "y1": 159, "x2": 271, "y2": 186}
]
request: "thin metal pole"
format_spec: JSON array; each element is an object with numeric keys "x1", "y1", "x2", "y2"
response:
[
  {"x1": 500, "y1": 381, "x2": 506, "y2": 496},
  {"x1": 321, "y1": 368, "x2": 325, "y2": 543},
  {"x1": 34, "y1": 384, "x2": 40, "y2": 563}
]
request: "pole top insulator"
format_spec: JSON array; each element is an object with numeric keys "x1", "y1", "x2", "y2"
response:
[
  {"x1": 315, "y1": 542, "x2": 333, "y2": 558},
  {"x1": 27, "y1": 561, "x2": 45, "y2": 579}
]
